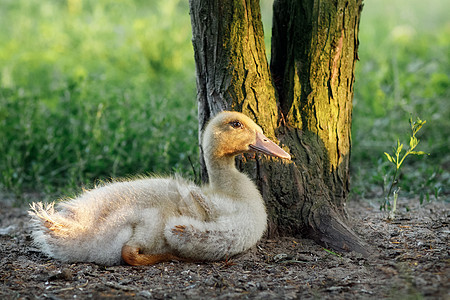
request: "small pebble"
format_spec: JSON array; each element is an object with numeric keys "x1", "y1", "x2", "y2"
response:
[
  {"x1": 137, "y1": 290, "x2": 153, "y2": 298},
  {"x1": 48, "y1": 268, "x2": 73, "y2": 281}
]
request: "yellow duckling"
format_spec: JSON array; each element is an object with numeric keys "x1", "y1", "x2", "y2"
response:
[{"x1": 29, "y1": 111, "x2": 290, "y2": 265}]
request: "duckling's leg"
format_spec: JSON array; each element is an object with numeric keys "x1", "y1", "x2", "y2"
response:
[{"x1": 121, "y1": 245, "x2": 186, "y2": 266}]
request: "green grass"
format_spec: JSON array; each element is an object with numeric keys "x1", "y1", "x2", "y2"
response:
[{"x1": 0, "y1": 0, "x2": 448, "y2": 204}]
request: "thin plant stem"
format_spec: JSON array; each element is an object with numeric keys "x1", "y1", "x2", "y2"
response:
[
  {"x1": 382, "y1": 116, "x2": 428, "y2": 218},
  {"x1": 384, "y1": 167, "x2": 398, "y2": 210}
]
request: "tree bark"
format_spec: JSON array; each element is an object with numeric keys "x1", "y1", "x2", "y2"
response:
[
  {"x1": 190, "y1": 0, "x2": 279, "y2": 183},
  {"x1": 189, "y1": 0, "x2": 368, "y2": 255}
]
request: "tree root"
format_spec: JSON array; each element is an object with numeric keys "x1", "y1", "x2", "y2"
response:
[{"x1": 305, "y1": 203, "x2": 370, "y2": 257}]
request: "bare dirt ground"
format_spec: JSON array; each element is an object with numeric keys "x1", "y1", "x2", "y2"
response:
[{"x1": 0, "y1": 197, "x2": 448, "y2": 299}]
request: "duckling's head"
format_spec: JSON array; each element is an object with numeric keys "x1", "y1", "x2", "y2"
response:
[{"x1": 202, "y1": 111, "x2": 291, "y2": 161}]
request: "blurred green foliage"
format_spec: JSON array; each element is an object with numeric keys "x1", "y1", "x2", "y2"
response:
[
  {"x1": 0, "y1": 0, "x2": 448, "y2": 203},
  {"x1": 0, "y1": 0, "x2": 198, "y2": 200},
  {"x1": 351, "y1": 0, "x2": 449, "y2": 201}
]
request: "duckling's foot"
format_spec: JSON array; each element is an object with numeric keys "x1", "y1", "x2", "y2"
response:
[
  {"x1": 172, "y1": 225, "x2": 186, "y2": 236},
  {"x1": 121, "y1": 245, "x2": 183, "y2": 266}
]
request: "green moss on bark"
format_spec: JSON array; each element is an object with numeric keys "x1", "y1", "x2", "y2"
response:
[{"x1": 190, "y1": 0, "x2": 367, "y2": 255}]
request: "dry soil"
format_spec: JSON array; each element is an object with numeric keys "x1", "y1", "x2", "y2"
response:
[{"x1": 0, "y1": 197, "x2": 448, "y2": 299}]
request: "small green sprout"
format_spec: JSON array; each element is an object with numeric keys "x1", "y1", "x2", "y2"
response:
[
  {"x1": 382, "y1": 116, "x2": 429, "y2": 219},
  {"x1": 323, "y1": 248, "x2": 342, "y2": 258}
]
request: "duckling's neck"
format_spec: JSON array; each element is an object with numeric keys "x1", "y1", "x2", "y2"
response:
[{"x1": 205, "y1": 155, "x2": 257, "y2": 199}]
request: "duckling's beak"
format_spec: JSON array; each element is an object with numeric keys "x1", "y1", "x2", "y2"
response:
[{"x1": 249, "y1": 132, "x2": 291, "y2": 160}]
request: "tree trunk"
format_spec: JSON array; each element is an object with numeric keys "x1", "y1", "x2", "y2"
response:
[{"x1": 189, "y1": 0, "x2": 368, "y2": 255}]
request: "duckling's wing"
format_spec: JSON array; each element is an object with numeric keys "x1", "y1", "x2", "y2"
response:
[
  {"x1": 164, "y1": 216, "x2": 247, "y2": 261},
  {"x1": 173, "y1": 176, "x2": 217, "y2": 221},
  {"x1": 163, "y1": 197, "x2": 267, "y2": 261}
]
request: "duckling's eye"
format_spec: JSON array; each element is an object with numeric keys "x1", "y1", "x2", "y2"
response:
[{"x1": 229, "y1": 120, "x2": 243, "y2": 129}]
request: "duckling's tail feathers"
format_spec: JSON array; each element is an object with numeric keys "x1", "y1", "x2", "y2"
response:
[
  {"x1": 28, "y1": 201, "x2": 131, "y2": 265},
  {"x1": 29, "y1": 202, "x2": 73, "y2": 236}
]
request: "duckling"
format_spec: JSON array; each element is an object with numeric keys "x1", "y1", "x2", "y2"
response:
[{"x1": 29, "y1": 111, "x2": 290, "y2": 266}]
